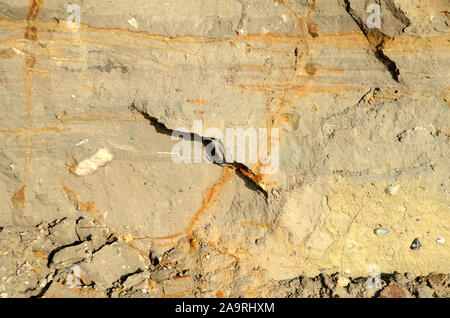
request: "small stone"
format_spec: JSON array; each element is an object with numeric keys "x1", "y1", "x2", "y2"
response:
[
  {"x1": 385, "y1": 184, "x2": 400, "y2": 195},
  {"x1": 344, "y1": 269, "x2": 351, "y2": 274},
  {"x1": 374, "y1": 228, "x2": 390, "y2": 235},
  {"x1": 331, "y1": 287, "x2": 350, "y2": 298},
  {"x1": 436, "y1": 237, "x2": 445, "y2": 244},
  {"x1": 410, "y1": 238, "x2": 422, "y2": 250},
  {"x1": 393, "y1": 273, "x2": 409, "y2": 285},
  {"x1": 417, "y1": 286, "x2": 434, "y2": 298},
  {"x1": 128, "y1": 18, "x2": 138, "y2": 29},
  {"x1": 379, "y1": 285, "x2": 410, "y2": 298},
  {"x1": 337, "y1": 277, "x2": 350, "y2": 287}
]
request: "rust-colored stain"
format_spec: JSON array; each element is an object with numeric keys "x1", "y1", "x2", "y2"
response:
[
  {"x1": 62, "y1": 184, "x2": 100, "y2": 214},
  {"x1": 251, "y1": 38, "x2": 303, "y2": 184},
  {"x1": 216, "y1": 290, "x2": 225, "y2": 298},
  {"x1": 231, "y1": 64, "x2": 271, "y2": 74},
  {"x1": 236, "y1": 166, "x2": 262, "y2": 184},
  {"x1": 80, "y1": 85, "x2": 106, "y2": 96},
  {"x1": 0, "y1": 126, "x2": 68, "y2": 137},
  {"x1": 238, "y1": 221, "x2": 270, "y2": 229},
  {"x1": 11, "y1": 186, "x2": 25, "y2": 208},
  {"x1": 236, "y1": 82, "x2": 363, "y2": 95},
  {"x1": 133, "y1": 167, "x2": 234, "y2": 241},
  {"x1": 23, "y1": 56, "x2": 36, "y2": 185},
  {"x1": 186, "y1": 98, "x2": 206, "y2": 106},
  {"x1": 32, "y1": 249, "x2": 48, "y2": 260},
  {"x1": 80, "y1": 85, "x2": 94, "y2": 94},
  {"x1": 279, "y1": 1, "x2": 305, "y2": 34},
  {"x1": 24, "y1": 0, "x2": 43, "y2": 41},
  {"x1": 12, "y1": 0, "x2": 44, "y2": 205},
  {"x1": 126, "y1": 241, "x2": 152, "y2": 260},
  {"x1": 1, "y1": 17, "x2": 448, "y2": 50},
  {"x1": 185, "y1": 167, "x2": 233, "y2": 234},
  {"x1": 55, "y1": 112, "x2": 144, "y2": 124}
]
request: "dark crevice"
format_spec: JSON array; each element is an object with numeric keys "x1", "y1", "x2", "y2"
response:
[
  {"x1": 129, "y1": 103, "x2": 268, "y2": 195},
  {"x1": 92, "y1": 233, "x2": 118, "y2": 253},
  {"x1": 47, "y1": 240, "x2": 85, "y2": 267},
  {"x1": 106, "y1": 268, "x2": 144, "y2": 297},
  {"x1": 46, "y1": 217, "x2": 68, "y2": 231},
  {"x1": 30, "y1": 280, "x2": 53, "y2": 298},
  {"x1": 74, "y1": 216, "x2": 85, "y2": 241},
  {"x1": 130, "y1": 102, "x2": 209, "y2": 142},
  {"x1": 119, "y1": 268, "x2": 143, "y2": 284},
  {"x1": 374, "y1": 43, "x2": 399, "y2": 81},
  {"x1": 343, "y1": 0, "x2": 401, "y2": 82},
  {"x1": 234, "y1": 162, "x2": 268, "y2": 196}
]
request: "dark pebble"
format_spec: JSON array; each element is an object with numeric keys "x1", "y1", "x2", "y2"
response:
[{"x1": 410, "y1": 238, "x2": 422, "y2": 250}]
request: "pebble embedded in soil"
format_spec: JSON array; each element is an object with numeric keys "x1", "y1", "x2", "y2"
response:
[
  {"x1": 436, "y1": 237, "x2": 445, "y2": 244},
  {"x1": 374, "y1": 228, "x2": 390, "y2": 235},
  {"x1": 385, "y1": 184, "x2": 400, "y2": 195},
  {"x1": 410, "y1": 238, "x2": 422, "y2": 250}
]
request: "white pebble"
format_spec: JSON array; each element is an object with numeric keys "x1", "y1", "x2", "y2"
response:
[
  {"x1": 385, "y1": 184, "x2": 400, "y2": 195},
  {"x1": 436, "y1": 237, "x2": 445, "y2": 244},
  {"x1": 374, "y1": 228, "x2": 390, "y2": 235},
  {"x1": 128, "y1": 18, "x2": 138, "y2": 29}
]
